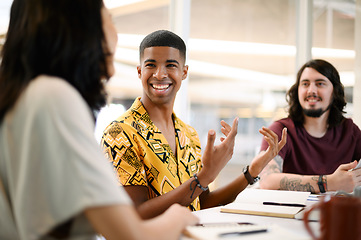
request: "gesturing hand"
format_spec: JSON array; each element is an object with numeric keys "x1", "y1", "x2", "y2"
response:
[
  {"x1": 198, "y1": 117, "x2": 238, "y2": 185},
  {"x1": 260, "y1": 127, "x2": 287, "y2": 160},
  {"x1": 251, "y1": 127, "x2": 287, "y2": 176}
]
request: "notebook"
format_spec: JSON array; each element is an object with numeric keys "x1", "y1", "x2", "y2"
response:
[{"x1": 220, "y1": 188, "x2": 310, "y2": 219}]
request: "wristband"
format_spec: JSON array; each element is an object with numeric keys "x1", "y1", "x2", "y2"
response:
[
  {"x1": 190, "y1": 174, "x2": 209, "y2": 198},
  {"x1": 317, "y1": 175, "x2": 327, "y2": 193},
  {"x1": 243, "y1": 165, "x2": 260, "y2": 185}
]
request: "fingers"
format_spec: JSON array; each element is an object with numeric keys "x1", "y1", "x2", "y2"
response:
[
  {"x1": 204, "y1": 129, "x2": 216, "y2": 153},
  {"x1": 352, "y1": 169, "x2": 361, "y2": 188},
  {"x1": 259, "y1": 127, "x2": 287, "y2": 157},
  {"x1": 259, "y1": 127, "x2": 277, "y2": 151},
  {"x1": 259, "y1": 127, "x2": 277, "y2": 139},
  {"x1": 340, "y1": 160, "x2": 358, "y2": 171},
  {"x1": 220, "y1": 120, "x2": 231, "y2": 136},
  {"x1": 279, "y1": 128, "x2": 287, "y2": 149},
  {"x1": 259, "y1": 127, "x2": 287, "y2": 146},
  {"x1": 227, "y1": 117, "x2": 238, "y2": 139},
  {"x1": 178, "y1": 206, "x2": 199, "y2": 226},
  {"x1": 221, "y1": 120, "x2": 231, "y2": 136},
  {"x1": 351, "y1": 160, "x2": 358, "y2": 169},
  {"x1": 166, "y1": 204, "x2": 199, "y2": 226},
  {"x1": 220, "y1": 118, "x2": 238, "y2": 141},
  {"x1": 352, "y1": 168, "x2": 361, "y2": 178},
  {"x1": 187, "y1": 212, "x2": 199, "y2": 226},
  {"x1": 205, "y1": 118, "x2": 237, "y2": 153}
]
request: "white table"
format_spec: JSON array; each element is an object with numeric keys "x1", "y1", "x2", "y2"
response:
[{"x1": 183, "y1": 200, "x2": 320, "y2": 240}]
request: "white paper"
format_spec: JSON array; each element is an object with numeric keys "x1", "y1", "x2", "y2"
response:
[
  {"x1": 184, "y1": 223, "x2": 310, "y2": 240},
  {"x1": 235, "y1": 188, "x2": 310, "y2": 205}
]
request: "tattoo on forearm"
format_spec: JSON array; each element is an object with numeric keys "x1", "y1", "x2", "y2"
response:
[
  {"x1": 280, "y1": 177, "x2": 316, "y2": 193},
  {"x1": 274, "y1": 155, "x2": 283, "y2": 170},
  {"x1": 260, "y1": 155, "x2": 283, "y2": 179},
  {"x1": 311, "y1": 176, "x2": 319, "y2": 183},
  {"x1": 265, "y1": 164, "x2": 280, "y2": 174}
]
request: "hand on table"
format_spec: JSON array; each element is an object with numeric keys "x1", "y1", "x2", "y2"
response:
[{"x1": 328, "y1": 161, "x2": 361, "y2": 192}]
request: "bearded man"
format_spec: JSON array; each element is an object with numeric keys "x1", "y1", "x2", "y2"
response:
[{"x1": 259, "y1": 59, "x2": 361, "y2": 194}]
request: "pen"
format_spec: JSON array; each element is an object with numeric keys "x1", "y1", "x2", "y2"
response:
[
  {"x1": 307, "y1": 195, "x2": 320, "y2": 201},
  {"x1": 219, "y1": 228, "x2": 268, "y2": 237},
  {"x1": 195, "y1": 222, "x2": 253, "y2": 227},
  {"x1": 263, "y1": 202, "x2": 306, "y2": 207}
]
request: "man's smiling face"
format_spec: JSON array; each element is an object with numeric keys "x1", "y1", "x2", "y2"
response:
[
  {"x1": 298, "y1": 67, "x2": 334, "y2": 118},
  {"x1": 138, "y1": 46, "x2": 188, "y2": 107}
]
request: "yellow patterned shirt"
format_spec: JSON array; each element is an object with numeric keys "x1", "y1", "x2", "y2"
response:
[{"x1": 101, "y1": 97, "x2": 202, "y2": 211}]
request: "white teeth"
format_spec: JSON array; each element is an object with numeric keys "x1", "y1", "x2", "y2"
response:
[{"x1": 152, "y1": 84, "x2": 169, "y2": 90}]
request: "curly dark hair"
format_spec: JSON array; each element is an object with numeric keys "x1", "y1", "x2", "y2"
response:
[
  {"x1": 139, "y1": 30, "x2": 187, "y2": 62},
  {"x1": 0, "y1": 0, "x2": 110, "y2": 122},
  {"x1": 287, "y1": 59, "x2": 346, "y2": 128}
]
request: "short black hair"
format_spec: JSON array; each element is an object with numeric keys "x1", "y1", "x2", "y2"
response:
[
  {"x1": 287, "y1": 59, "x2": 346, "y2": 127},
  {"x1": 139, "y1": 30, "x2": 186, "y2": 62}
]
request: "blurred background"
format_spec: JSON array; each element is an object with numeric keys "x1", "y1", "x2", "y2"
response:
[{"x1": 1, "y1": 0, "x2": 359, "y2": 187}]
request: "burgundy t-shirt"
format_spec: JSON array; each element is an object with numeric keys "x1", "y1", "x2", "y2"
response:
[{"x1": 260, "y1": 118, "x2": 361, "y2": 175}]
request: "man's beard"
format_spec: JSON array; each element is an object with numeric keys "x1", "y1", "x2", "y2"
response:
[{"x1": 302, "y1": 104, "x2": 331, "y2": 118}]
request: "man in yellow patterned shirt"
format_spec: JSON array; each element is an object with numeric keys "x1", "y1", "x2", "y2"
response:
[
  {"x1": 101, "y1": 30, "x2": 287, "y2": 219},
  {"x1": 102, "y1": 97, "x2": 203, "y2": 212}
]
